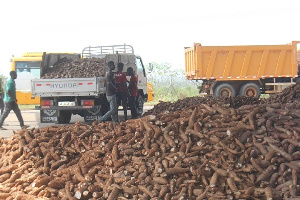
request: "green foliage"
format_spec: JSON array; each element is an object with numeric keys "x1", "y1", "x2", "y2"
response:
[
  {"x1": 147, "y1": 62, "x2": 183, "y2": 77},
  {"x1": 145, "y1": 84, "x2": 199, "y2": 105},
  {"x1": 145, "y1": 62, "x2": 200, "y2": 105},
  {"x1": 19, "y1": 104, "x2": 39, "y2": 110},
  {"x1": 260, "y1": 94, "x2": 270, "y2": 99}
]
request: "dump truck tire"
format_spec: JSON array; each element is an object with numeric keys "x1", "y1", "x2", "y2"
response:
[
  {"x1": 214, "y1": 83, "x2": 236, "y2": 98},
  {"x1": 239, "y1": 83, "x2": 261, "y2": 98}
]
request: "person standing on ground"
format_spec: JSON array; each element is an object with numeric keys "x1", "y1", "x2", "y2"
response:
[
  {"x1": 0, "y1": 95, "x2": 3, "y2": 115},
  {"x1": 0, "y1": 78, "x2": 4, "y2": 115},
  {"x1": 115, "y1": 63, "x2": 128, "y2": 121},
  {"x1": 127, "y1": 67, "x2": 138, "y2": 119},
  {"x1": 0, "y1": 71, "x2": 29, "y2": 130},
  {"x1": 100, "y1": 61, "x2": 118, "y2": 122}
]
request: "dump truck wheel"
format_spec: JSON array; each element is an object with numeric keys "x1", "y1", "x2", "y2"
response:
[
  {"x1": 239, "y1": 83, "x2": 261, "y2": 98},
  {"x1": 58, "y1": 111, "x2": 72, "y2": 124},
  {"x1": 214, "y1": 83, "x2": 236, "y2": 98}
]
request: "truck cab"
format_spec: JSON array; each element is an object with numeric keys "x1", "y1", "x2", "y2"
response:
[
  {"x1": 81, "y1": 45, "x2": 149, "y2": 116},
  {"x1": 11, "y1": 53, "x2": 43, "y2": 104}
]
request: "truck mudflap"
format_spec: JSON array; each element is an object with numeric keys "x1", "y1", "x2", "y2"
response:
[
  {"x1": 84, "y1": 105, "x2": 102, "y2": 122},
  {"x1": 40, "y1": 109, "x2": 58, "y2": 123},
  {"x1": 37, "y1": 105, "x2": 102, "y2": 123}
]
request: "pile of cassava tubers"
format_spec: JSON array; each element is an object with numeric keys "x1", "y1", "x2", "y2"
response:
[
  {"x1": 267, "y1": 83, "x2": 300, "y2": 104},
  {"x1": 0, "y1": 98, "x2": 299, "y2": 199},
  {"x1": 42, "y1": 58, "x2": 106, "y2": 79},
  {"x1": 144, "y1": 96, "x2": 261, "y2": 116},
  {"x1": 145, "y1": 84, "x2": 300, "y2": 116}
]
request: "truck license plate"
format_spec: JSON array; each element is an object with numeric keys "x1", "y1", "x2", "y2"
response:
[{"x1": 58, "y1": 101, "x2": 75, "y2": 106}]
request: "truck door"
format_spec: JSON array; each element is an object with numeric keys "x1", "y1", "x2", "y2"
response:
[{"x1": 136, "y1": 56, "x2": 147, "y2": 95}]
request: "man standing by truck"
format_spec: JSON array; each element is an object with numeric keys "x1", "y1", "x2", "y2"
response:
[
  {"x1": 0, "y1": 71, "x2": 28, "y2": 130},
  {"x1": 0, "y1": 78, "x2": 4, "y2": 115},
  {"x1": 127, "y1": 67, "x2": 138, "y2": 119},
  {"x1": 100, "y1": 61, "x2": 118, "y2": 123},
  {"x1": 115, "y1": 63, "x2": 128, "y2": 121}
]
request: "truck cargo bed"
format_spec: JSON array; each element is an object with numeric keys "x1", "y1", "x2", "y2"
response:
[{"x1": 31, "y1": 77, "x2": 105, "y2": 97}]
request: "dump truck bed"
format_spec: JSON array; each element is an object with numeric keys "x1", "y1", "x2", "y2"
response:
[{"x1": 185, "y1": 41, "x2": 300, "y2": 81}]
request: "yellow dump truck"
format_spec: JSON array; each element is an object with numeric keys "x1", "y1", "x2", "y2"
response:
[{"x1": 185, "y1": 41, "x2": 300, "y2": 98}]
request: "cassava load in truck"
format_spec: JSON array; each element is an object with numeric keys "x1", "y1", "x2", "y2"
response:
[
  {"x1": 31, "y1": 45, "x2": 150, "y2": 123},
  {"x1": 185, "y1": 41, "x2": 300, "y2": 98}
]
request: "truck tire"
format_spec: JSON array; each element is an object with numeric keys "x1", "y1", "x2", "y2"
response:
[
  {"x1": 58, "y1": 110, "x2": 72, "y2": 124},
  {"x1": 214, "y1": 83, "x2": 236, "y2": 98},
  {"x1": 136, "y1": 94, "x2": 144, "y2": 117},
  {"x1": 239, "y1": 83, "x2": 261, "y2": 98}
]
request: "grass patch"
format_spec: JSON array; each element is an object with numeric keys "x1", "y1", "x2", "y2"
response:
[
  {"x1": 260, "y1": 94, "x2": 270, "y2": 99},
  {"x1": 19, "y1": 104, "x2": 38, "y2": 110},
  {"x1": 145, "y1": 85, "x2": 199, "y2": 105}
]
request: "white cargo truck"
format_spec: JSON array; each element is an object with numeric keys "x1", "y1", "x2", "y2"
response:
[{"x1": 31, "y1": 45, "x2": 149, "y2": 123}]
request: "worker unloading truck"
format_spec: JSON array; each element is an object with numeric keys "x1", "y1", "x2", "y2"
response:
[
  {"x1": 31, "y1": 45, "x2": 153, "y2": 123},
  {"x1": 185, "y1": 41, "x2": 300, "y2": 98}
]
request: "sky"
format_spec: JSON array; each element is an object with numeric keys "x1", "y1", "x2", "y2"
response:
[{"x1": 1, "y1": 0, "x2": 300, "y2": 76}]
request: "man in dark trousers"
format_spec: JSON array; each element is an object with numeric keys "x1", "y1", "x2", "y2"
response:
[
  {"x1": 100, "y1": 61, "x2": 118, "y2": 122},
  {"x1": 0, "y1": 78, "x2": 4, "y2": 115},
  {"x1": 0, "y1": 95, "x2": 3, "y2": 115},
  {"x1": 127, "y1": 67, "x2": 138, "y2": 119},
  {"x1": 0, "y1": 71, "x2": 29, "y2": 130},
  {"x1": 115, "y1": 62, "x2": 128, "y2": 121}
]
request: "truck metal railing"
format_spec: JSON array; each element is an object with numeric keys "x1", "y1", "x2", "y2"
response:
[
  {"x1": 265, "y1": 78, "x2": 295, "y2": 93},
  {"x1": 82, "y1": 44, "x2": 134, "y2": 58}
]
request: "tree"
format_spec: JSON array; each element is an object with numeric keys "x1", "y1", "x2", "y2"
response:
[
  {"x1": 145, "y1": 62, "x2": 199, "y2": 103},
  {"x1": 145, "y1": 62, "x2": 185, "y2": 85}
]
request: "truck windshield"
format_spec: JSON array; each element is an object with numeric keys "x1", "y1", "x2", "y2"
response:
[
  {"x1": 136, "y1": 57, "x2": 146, "y2": 77},
  {"x1": 15, "y1": 61, "x2": 41, "y2": 78}
]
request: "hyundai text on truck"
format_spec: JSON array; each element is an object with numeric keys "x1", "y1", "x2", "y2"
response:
[
  {"x1": 31, "y1": 45, "x2": 154, "y2": 123},
  {"x1": 185, "y1": 41, "x2": 300, "y2": 98}
]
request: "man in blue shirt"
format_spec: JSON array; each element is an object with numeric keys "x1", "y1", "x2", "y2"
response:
[{"x1": 0, "y1": 71, "x2": 28, "y2": 130}]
